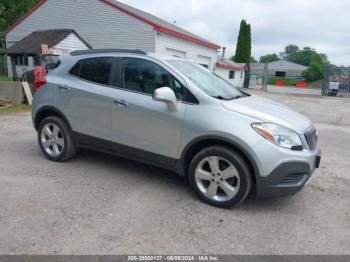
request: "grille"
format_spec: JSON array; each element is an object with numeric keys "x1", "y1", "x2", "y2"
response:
[
  {"x1": 280, "y1": 173, "x2": 306, "y2": 185},
  {"x1": 305, "y1": 126, "x2": 318, "y2": 150}
]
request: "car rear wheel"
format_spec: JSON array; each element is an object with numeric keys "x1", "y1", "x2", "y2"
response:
[
  {"x1": 38, "y1": 116, "x2": 77, "y2": 162},
  {"x1": 189, "y1": 146, "x2": 252, "y2": 208}
]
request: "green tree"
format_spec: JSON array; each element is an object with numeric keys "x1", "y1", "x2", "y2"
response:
[
  {"x1": 250, "y1": 56, "x2": 257, "y2": 63},
  {"x1": 234, "y1": 20, "x2": 252, "y2": 88},
  {"x1": 302, "y1": 53, "x2": 325, "y2": 81},
  {"x1": 0, "y1": 0, "x2": 40, "y2": 45},
  {"x1": 287, "y1": 47, "x2": 319, "y2": 66},
  {"x1": 328, "y1": 64, "x2": 341, "y2": 77},
  {"x1": 284, "y1": 45, "x2": 329, "y2": 81},
  {"x1": 232, "y1": 55, "x2": 256, "y2": 63},
  {"x1": 285, "y1": 44, "x2": 299, "y2": 55},
  {"x1": 0, "y1": 0, "x2": 40, "y2": 32},
  {"x1": 259, "y1": 53, "x2": 279, "y2": 63}
]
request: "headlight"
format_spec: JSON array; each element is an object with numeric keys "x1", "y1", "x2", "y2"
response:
[{"x1": 252, "y1": 123, "x2": 303, "y2": 150}]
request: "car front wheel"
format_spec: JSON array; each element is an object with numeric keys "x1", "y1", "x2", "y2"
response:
[{"x1": 189, "y1": 146, "x2": 252, "y2": 208}]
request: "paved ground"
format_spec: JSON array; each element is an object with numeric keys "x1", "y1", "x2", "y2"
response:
[
  {"x1": 0, "y1": 87, "x2": 349, "y2": 255},
  {"x1": 255, "y1": 85, "x2": 323, "y2": 96}
]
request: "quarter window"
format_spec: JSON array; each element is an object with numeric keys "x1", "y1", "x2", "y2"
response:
[
  {"x1": 69, "y1": 57, "x2": 113, "y2": 85},
  {"x1": 121, "y1": 58, "x2": 183, "y2": 99}
]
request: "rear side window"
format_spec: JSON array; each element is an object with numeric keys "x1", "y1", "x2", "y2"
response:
[{"x1": 69, "y1": 57, "x2": 113, "y2": 85}]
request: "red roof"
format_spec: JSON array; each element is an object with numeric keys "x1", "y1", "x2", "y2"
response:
[
  {"x1": 4, "y1": 0, "x2": 220, "y2": 50},
  {"x1": 216, "y1": 62, "x2": 243, "y2": 71}
]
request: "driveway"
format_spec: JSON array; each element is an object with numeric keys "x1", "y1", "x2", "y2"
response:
[
  {"x1": 258, "y1": 85, "x2": 323, "y2": 96},
  {"x1": 0, "y1": 88, "x2": 349, "y2": 255}
]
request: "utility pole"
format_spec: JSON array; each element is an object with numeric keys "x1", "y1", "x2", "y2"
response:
[{"x1": 322, "y1": 64, "x2": 330, "y2": 96}]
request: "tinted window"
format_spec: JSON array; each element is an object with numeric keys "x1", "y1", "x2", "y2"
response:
[
  {"x1": 122, "y1": 58, "x2": 183, "y2": 99},
  {"x1": 69, "y1": 57, "x2": 113, "y2": 85},
  {"x1": 69, "y1": 62, "x2": 80, "y2": 77}
]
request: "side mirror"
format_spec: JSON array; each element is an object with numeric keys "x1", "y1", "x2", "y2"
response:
[{"x1": 153, "y1": 87, "x2": 177, "y2": 111}]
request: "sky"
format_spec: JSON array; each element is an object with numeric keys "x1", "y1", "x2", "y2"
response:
[{"x1": 119, "y1": 0, "x2": 350, "y2": 66}]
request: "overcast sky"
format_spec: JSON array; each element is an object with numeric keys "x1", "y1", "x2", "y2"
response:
[{"x1": 119, "y1": 0, "x2": 350, "y2": 66}]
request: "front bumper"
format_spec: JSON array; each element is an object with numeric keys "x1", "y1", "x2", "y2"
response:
[{"x1": 256, "y1": 151, "x2": 321, "y2": 198}]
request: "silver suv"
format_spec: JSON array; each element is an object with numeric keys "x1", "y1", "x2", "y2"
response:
[{"x1": 32, "y1": 49, "x2": 321, "y2": 208}]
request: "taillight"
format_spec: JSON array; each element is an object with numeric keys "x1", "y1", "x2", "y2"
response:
[
  {"x1": 34, "y1": 80, "x2": 47, "y2": 93},
  {"x1": 33, "y1": 66, "x2": 47, "y2": 93}
]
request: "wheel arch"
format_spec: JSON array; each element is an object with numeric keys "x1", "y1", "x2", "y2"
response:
[
  {"x1": 34, "y1": 106, "x2": 72, "y2": 132},
  {"x1": 178, "y1": 136, "x2": 260, "y2": 184}
]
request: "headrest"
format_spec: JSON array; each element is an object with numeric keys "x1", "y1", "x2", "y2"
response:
[{"x1": 142, "y1": 66, "x2": 157, "y2": 80}]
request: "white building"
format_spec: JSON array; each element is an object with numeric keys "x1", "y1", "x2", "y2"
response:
[
  {"x1": 251, "y1": 60, "x2": 308, "y2": 79},
  {"x1": 4, "y1": 0, "x2": 221, "y2": 77},
  {"x1": 5, "y1": 29, "x2": 91, "y2": 78},
  {"x1": 214, "y1": 57, "x2": 246, "y2": 87}
]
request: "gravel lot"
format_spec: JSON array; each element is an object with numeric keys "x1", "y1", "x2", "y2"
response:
[{"x1": 0, "y1": 87, "x2": 349, "y2": 255}]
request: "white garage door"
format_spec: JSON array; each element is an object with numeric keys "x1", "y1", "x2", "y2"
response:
[
  {"x1": 165, "y1": 48, "x2": 186, "y2": 58},
  {"x1": 197, "y1": 55, "x2": 211, "y2": 68}
]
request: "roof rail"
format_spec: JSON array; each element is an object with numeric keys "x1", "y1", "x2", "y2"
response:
[{"x1": 70, "y1": 49, "x2": 147, "y2": 56}]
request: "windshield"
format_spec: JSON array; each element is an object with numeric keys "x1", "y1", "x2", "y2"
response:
[{"x1": 167, "y1": 60, "x2": 245, "y2": 100}]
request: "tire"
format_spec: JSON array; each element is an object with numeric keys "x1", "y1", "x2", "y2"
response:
[
  {"x1": 188, "y1": 146, "x2": 252, "y2": 208},
  {"x1": 38, "y1": 116, "x2": 78, "y2": 162}
]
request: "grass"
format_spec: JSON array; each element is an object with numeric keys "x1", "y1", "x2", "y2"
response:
[
  {"x1": 0, "y1": 76, "x2": 13, "y2": 82},
  {"x1": 307, "y1": 80, "x2": 323, "y2": 89},
  {"x1": 268, "y1": 77, "x2": 300, "y2": 86},
  {"x1": 0, "y1": 103, "x2": 31, "y2": 113}
]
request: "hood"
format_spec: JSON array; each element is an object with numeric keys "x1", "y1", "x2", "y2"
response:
[{"x1": 221, "y1": 95, "x2": 312, "y2": 134}]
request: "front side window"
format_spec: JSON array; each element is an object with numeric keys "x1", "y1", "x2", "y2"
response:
[
  {"x1": 168, "y1": 60, "x2": 245, "y2": 100},
  {"x1": 69, "y1": 57, "x2": 113, "y2": 85},
  {"x1": 121, "y1": 58, "x2": 182, "y2": 99}
]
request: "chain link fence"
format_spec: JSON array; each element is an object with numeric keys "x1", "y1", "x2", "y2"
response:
[{"x1": 322, "y1": 65, "x2": 350, "y2": 96}]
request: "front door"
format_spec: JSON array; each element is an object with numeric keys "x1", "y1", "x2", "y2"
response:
[{"x1": 110, "y1": 57, "x2": 186, "y2": 165}]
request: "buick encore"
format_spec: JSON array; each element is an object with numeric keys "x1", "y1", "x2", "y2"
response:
[{"x1": 32, "y1": 49, "x2": 321, "y2": 208}]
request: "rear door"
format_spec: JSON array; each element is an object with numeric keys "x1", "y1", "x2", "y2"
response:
[
  {"x1": 55, "y1": 57, "x2": 116, "y2": 150},
  {"x1": 110, "y1": 57, "x2": 187, "y2": 164}
]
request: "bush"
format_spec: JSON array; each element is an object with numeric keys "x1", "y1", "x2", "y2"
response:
[
  {"x1": 268, "y1": 77, "x2": 301, "y2": 86},
  {"x1": 302, "y1": 54, "x2": 325, "y2": 82}
]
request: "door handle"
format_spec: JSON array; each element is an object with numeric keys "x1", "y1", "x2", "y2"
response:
[
  {"x1": 58, "y1": 85, "x2": 70, "y2": 92},
  {"x1": 114, "y1": 99, "x2": 129, "y2": 107}
]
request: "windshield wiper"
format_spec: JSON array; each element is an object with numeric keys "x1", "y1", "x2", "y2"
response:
[
  {"x1": 212, "y1": 95, "x2": 230, "y2": 100},
  {"x1": 212, "y1": 95, "x2": 243, "y2": 100},
  {"x1": 227, "y1": 95, "x2": 242, "y2": 100}
]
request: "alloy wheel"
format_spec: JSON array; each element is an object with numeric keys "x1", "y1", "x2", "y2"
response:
[
  {"x1": 40, "y1": 123, "x2": 65, "y2": 157},
  {"x1": 195, "y1": 156, "x2": 240, "y2": 202}
]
